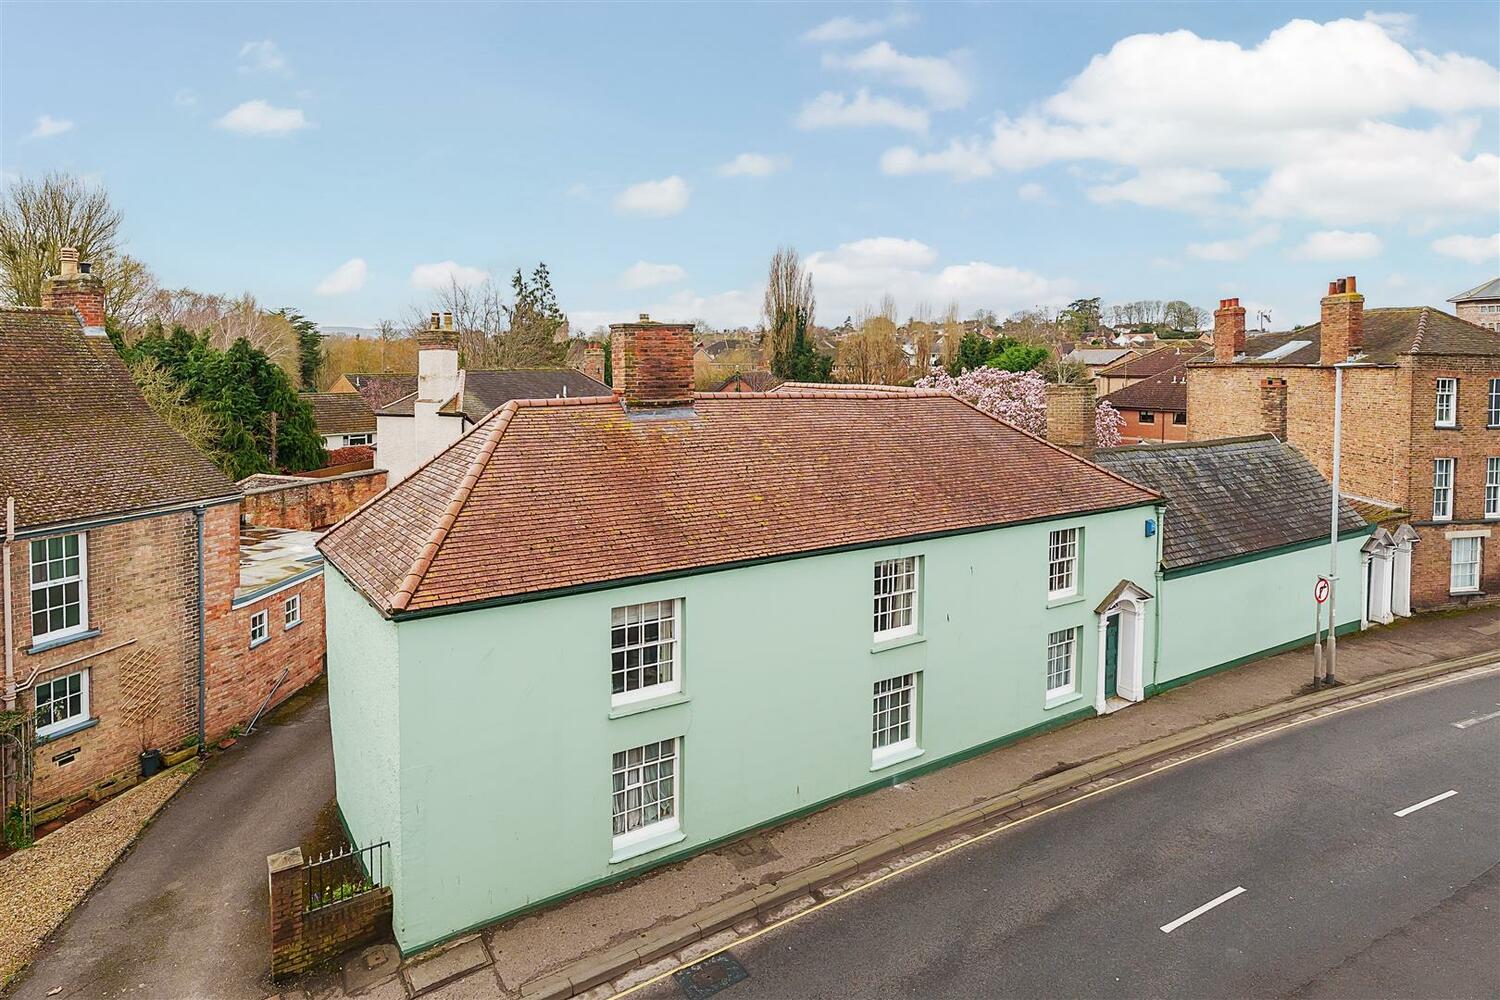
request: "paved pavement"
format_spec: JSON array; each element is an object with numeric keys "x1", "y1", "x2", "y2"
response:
[
  {"x1": 9, "y1": 687, "x2": 334, "y2": 1000},
  {"x1": 634, "y1": 672, "x2": 1500, "y2": 1000}
]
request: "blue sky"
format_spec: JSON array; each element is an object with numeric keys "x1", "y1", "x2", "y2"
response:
[{"x1": 3, "y1": 2, "x2": 1497, "y2": 332}]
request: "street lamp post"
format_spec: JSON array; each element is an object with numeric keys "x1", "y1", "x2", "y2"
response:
[{"x1": 1326, "y1": 364, "x2": 1345, "y2": 685}]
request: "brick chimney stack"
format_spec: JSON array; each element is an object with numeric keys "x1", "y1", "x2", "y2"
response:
[
  {"x1": 1044, "y1": 382, "x2": 1097, "y2": 457},
  {"x1": 1319, "y1": 276, "x2": 1363, "y2": 366},
  {"x1": 580, "y1": 341, "x2": 606, "y2": 385},
  {"x1": 43, "y1": 247, "x2": 107, "y2": 336},
  {"x1": 610, "y1": 313, "x2": 694, "y2": 408},
  {"x1": 1258, "y1": 376, "x2": 1288, "y2": 439},
  {"x1": 1213, "y1": 297, "x2": 1246, "y2": 364}
]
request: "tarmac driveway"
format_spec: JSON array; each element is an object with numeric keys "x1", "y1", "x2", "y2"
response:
[{"x1": 8, "y1": 686, "x2": 334, "y2": 1000}]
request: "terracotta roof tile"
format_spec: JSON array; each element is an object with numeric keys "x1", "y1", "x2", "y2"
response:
[
  {"x1": 1103, "y1": 369, "x2": 1188, "y2": 412},
  {"x1": 321, "y1": 392, "x2": 1160, "y2": 615},
  {"x1": 302, "y1": 392, "x2": 376, "y2": 435}
]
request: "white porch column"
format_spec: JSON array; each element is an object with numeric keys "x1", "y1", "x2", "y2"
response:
[
  {"x1": 1392, "y1": 542, "x2": 1413, "y2": 617},
  {"x1": 1094, "y1": 617, "x2": 1109, "y2": 715}
]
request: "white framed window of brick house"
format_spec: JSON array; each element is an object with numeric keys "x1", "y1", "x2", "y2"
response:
[
  {"x1": 249, "y1": 610, "x2": 269, "y2": 648},
  {"x1": 1139, "y1": 410, "x2": 1156, "y2": 424},
  {"x1": 1487, "y1": 459, "x2": 1500, "y2": 519},
  {"x1": 34, "y1": 669, "x2": 89, "y2": 739},
  {"x1": 610, "y1": 600, "x2": 680, "y2": 706},
  {"x1": 343, "y1": 433, "x2": 374, "y2": 446},
  {"x1": 1450, "y1": 536, "x2": 1481, "y2": 594},
  {"x1": 1047, "y1": 528, "x2": 1080, "y2": 600},
  {"x1": 1046, "y1": 628, "x2": 1078, "y2": 701},
  {"x1": 284, "y1": 594, "x2": 302, "y2": 630},
  {"x1": 1432, "y1": 459, "x2": 1455, "y2": 521},
  {"x1": 1435, "y1": 378, "x2": 1457, "y2": 427},
  {"x1": 29, "y1": 533, "x2": 87, "y2": 644},
  {"x1": 871, "y1": 673, "x2": 918, "y2": 768},
  {"x1": 872, "y1": 557, "x2": 919, "y2": 641},
  {"x1": 1489, "y1": 379, "x2": 1500, "y2": 428},
  {"x1": 611, "y1": 738, "x2": 679, "y2": 856}
]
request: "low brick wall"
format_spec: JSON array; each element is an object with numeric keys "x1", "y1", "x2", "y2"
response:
[
  {"x1": 240, "y1": 469, "x2": 386, "y2": 531},
  {"x1": 269, "y1": 847, "x2": 393, "y2": 978}
]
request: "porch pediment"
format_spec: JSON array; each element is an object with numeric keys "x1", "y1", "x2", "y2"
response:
[{"x1": 1095, "y1": 578, "x2": 1154, "y2": 615}]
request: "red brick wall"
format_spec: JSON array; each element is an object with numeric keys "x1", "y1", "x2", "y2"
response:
[
  {"x1": 611, "y1": 320, "x2": 694, "y2": 406},
  {"x1": 1115, "y1": 407, "x2": 1188, "y2": 444},
  {"x1": 241, "y1": 470, "x2": 387, "y2": 531},
  {"x1": 7, "y1": 505, "x2": 221, "y2": 807},
  {"x1": 269, "y1": 847, "x2": 392, "y2": 977}
]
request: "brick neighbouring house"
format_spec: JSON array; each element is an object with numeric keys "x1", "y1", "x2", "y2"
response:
[
  {"x1": 712, "y1": 370, "x2": 784, "y2": 393},
  {"x1": 0, "y1": 253, "x2": 341, "y2": 821},
  {"x1": 301, "y1": 392, "x2": 378, "y2": 450},
  {"x1": 1187, "y1": 276, "x2": 1500, "y2": 614},
  {"x1": 1101, "y1": 369, "x2": 1191, "y2": 444},
  {"x1": 1094, "y1": 343, "x2": 1207, "y2": 397},
  {"x1": 1448, "y1": 277, "x2": 1500, "y2": 332}
]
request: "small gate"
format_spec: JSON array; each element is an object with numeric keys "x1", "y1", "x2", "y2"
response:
[{"x1": 1, "y1": 708, "x2": 35, "y2": 849}]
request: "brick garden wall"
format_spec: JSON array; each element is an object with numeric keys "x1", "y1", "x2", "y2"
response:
[
  {"x1": 269, "y1": 847, "x2": 393, "y2": 977},
  {"x1": 240, "y1": 470, "x2": 386, "y2": 531}
]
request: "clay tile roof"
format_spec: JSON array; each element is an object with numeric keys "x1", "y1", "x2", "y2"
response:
[
  {"x1": 1095, "y1": 344, "x2": 1206, "y2": 379},
  {"x1": 1094, "y1": 435, "x2": 1366, "y2": 571},
  {"x1": 1102, "y1": 369, "x2": 1188, "y2": 412},
  {"x1": 320, "y1": 393, "x2": 1161, "y2": 616},
  {"x1": 302, "y1": 392, "x2": 376, "y2": 436},
  {"x1": 0, "y1": 307, "x2": 239, "y2": 532},
  {"x1": 1210, "y1": 307, "x2": 1500, "y2": 366}
]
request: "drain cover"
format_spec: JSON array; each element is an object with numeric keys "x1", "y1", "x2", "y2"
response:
[{"x1": 673, "y1": 952, "x2": 749, "y2": 998}]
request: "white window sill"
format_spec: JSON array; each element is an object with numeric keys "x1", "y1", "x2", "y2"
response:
[
  {"x1": 610, "y1": 823, "x2": 685, "y2": 865},
  {"x1": 249, "y1": 637, "x2": 269, "y2": 650},
  {"x1": 1450, "y1": 588, "x2": 1482, "y2": 597},
  {"x1": 26, "y1": 627, "x2": 100, "y2": 655},
  {"x1": 870, "y1": 633, "x2": 926, "y2": 654},
  {"x1": 1046, "y1": 593, "x2": 1085, "y2": 609},
  {"x1": 1045, "y1": 689, "x2": 1084, "y2": 711},
  {"x1": 284, "y1": 620, "x2": 301, "y2": 631},
  {"x1": 609, "y1": 691, "x2": 690, "y2": 719},
  {"x1": 870, "y1": 744, "x2": 924, "y2": 772}
]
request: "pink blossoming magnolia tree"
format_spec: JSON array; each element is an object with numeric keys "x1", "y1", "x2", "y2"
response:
[{"x1": 915, "y1": 367, "x2": 1125, "y2": 448}]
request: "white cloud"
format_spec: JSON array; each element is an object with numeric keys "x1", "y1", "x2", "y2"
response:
[
  {"x1": 717, "y1": 153, "x2": 787, "y2": 177},
  {"x1": 614, "y1": 176, "x2": 690, "y2": 217},
  {"x1": 1431, "y1": 232, "x2": 1500, "y2": 264},
  {"x1": 1187, "y1": 225, "x2": 1280, "y2": 261},
  {"x1": 214, "y1": 100, "x2": 309, "y2": 136},
  {"x1": 27, "y1": 115, "x2": 74, "y2": 140},
  {"x1": 619, "y1": 261, "x2": 687, "y2": 289},
  {"x1": 879, "y1": 16, "x2": 1500, "y2": 228},
  {"x1": 798, "y1": 89, "x2": 929, "y2": 133},
  {"x1": 410, "y1": 260, "x2": 491, "y2": 290},
  {"x1": 822, "y1": 42, "x2": 970, "y2": 109},
  {"x1": 1289, "y1": 230, "x2": 1384, "y2": 260},
  {"x1": 315, "y1": 258, "x2": 368, "y2": 296},
  {"x1": 1017, "y1": 182, "x2": 1049, "y2": 203},
  {"x1": 801, "y1": 10, "x2": 917, "y2": 43},
  {"x1": 805, "y1": 236, "x2": 1073, "y2": 320},
  {"x1": 239, "y1": 39, "x2": 289, "y2": 75},
  {"x1": 881, "y1": 138, "x2": 990, "y2": 179},
  {"x1": 1087, "y1": 168, "x2": 1230, "y2": 211}
]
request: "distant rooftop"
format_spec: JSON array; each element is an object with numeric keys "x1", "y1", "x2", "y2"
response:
[
  {"x1": 236, "y1": 525, "x2": 324, "y2": 605},
  {"x1": 1449, "y1": 278, "x2": 1500, "y2": 303}
]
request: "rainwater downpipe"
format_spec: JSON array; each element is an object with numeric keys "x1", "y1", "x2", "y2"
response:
[
  {"x1": 195, "y1": 505, "x2": 207, "y2": 752},
  {"x1": 4, "y1": 497, "x2": 15, "y2": 711}
]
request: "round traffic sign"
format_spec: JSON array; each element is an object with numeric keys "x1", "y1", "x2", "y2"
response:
[{"x1": 1314, "y1": 578, "x2": 1330, "y2": 604}]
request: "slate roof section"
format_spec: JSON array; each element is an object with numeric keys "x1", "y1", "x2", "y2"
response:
[
  {"x1": 1102, "y1": 369, "x2": 1188, "y2": 412},
  {"x1": 321, "y1": 390, "x2": 1161, "y2": 616},
  {"x1": 1449, "y1": 278, "x2": 1500, "y2": 303},
  {"x1": 1096, "y1": 344, "x2": 1206, "y2": 380},
  {"x1": 0, "y1": 307, "x2": 240, "y2": 532},
  {"x1": 340, "y1": 373, "x2": 418, "y2": 409},
  {"x1": 1064, "y1": 348, "x2": 1136, "y2": 366},
  {"x1": 1200, "y1": 308, "x2": 1499, "y2": 366},
  {"x1": 303, "y1": 392, "x2": 376, "y2": 436},
  {"x1": 375, "y1": 369, "x2": 610, "y2": 419},
  {"x1": 1093, "y1": 435, "x2": 1366, "y2": 571}
]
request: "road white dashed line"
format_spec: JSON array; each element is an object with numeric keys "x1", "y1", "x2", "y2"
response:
[
  {"x1": 1452, "y1": 706, "x2": 1500, "y2": 729},
  {"x1": 1160, "y1": 886, "x2": 1247, "y2": 934},
  {"x1": 1394, "y1": 789, "x2": 1458, "y2": 817}
]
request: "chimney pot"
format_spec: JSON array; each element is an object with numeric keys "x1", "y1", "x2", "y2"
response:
[
  {"x1": 1345, "y1": 275, "x2": 1357, "y2": 293},
  {"x1": 638, "y1": 313, "x2": 650, "y2": 322},
  {"x1": 441, "y1": 311, "x2": 454, "y2": 331},
  {"x1": 430, "y1": 312, "x2": 440, "y2": 329}
]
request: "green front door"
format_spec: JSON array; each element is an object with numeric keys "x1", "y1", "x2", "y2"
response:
[{"x1": 1104, "y1": 613, "x2": 1120, "y2": 699}]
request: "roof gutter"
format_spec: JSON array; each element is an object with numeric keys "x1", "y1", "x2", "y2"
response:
[{"x1": 11, "y1": 492, "x2": 243, "y2": 541}]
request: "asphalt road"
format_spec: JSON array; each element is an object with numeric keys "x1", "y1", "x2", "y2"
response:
[
  {"x1": 10, "y1": 687, "x2": 334, "y2": 1000},
  {"x1": 640, "y1": 673, "x2": 1500, "y2": 1000}
]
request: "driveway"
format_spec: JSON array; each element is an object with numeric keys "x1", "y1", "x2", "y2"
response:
[{"x1": 9, "y1": 687, "x2": 333, "y2": 1000}]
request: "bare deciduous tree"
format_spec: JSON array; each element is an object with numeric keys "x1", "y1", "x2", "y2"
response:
[{"x1": 762, "y1": 246, "x2": 816, "y2": 365}]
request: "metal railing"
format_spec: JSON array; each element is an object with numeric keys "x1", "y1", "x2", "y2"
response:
[{"x1": 304, "y1": 841, "x2": 388, "y2": 913}]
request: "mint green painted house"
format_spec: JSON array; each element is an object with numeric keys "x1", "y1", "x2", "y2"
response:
[
  {"x1": 1095, "y1": 435, "x2": 1371, "y2": 692},
  {"x1": 317, "y1": 317, "x2": 1167, "y2": 952}
]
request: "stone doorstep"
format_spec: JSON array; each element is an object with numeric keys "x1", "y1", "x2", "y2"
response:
[
  {"x1": 509, "y1": 651, "x2": 1497, "y2": 1000},
  {"x1": 401, "y1": 937, "x2": 492, "y2": 997}
]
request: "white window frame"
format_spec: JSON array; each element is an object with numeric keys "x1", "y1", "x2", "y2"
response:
[
  {"x1": 34, "y1": 669, "x2": 90, "y2": 739},
  {"x1": 1046, "y1": 628, "x2": 1078, "y2": 701},
  {"x1": 871, "y1": 674, "x2": 918, "y2": 767},
  {"x1": 249, "y1": 609, "x2": 269, "y2": 648},
  {"x1": 1450, "y1": 536, "x2": 1481, "y2": 594},
  {"x1": 610, "y1": 738, "x2": 680, "y2": 854},
  {"x1": 1432, "y1": 458, "x2": 1455, "y2": 522},
  {"x1": 872, "y1": 557, "x2": 919, "y2": 642},
  {"x1": 1047, "y1": 528, "x2": 1080, "y2": 600},
  {"x1": 1489, "y1": 379, "x2": 1500, "y2": 428},
  {"x1": 610, "y1": 600, "x2": 681, "y2": 707},
  {"x1": 28, "y1": 533, "x2": 88, "y2": 644},
  {"x1": 1486, "y1": 458, "x2": 1500, "y2": 520},
  {"x1": 343, "y1": 433, "x2": 374, "y2": 447},
  {"x1": 284, "y1": 593, "x2": 302, "y2": 630},
  {"x1": 1435, "y1": 377, "x2": 1457, "y2": 428}
]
